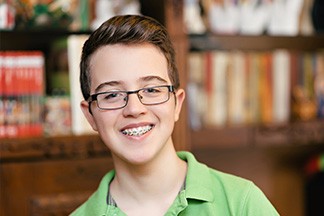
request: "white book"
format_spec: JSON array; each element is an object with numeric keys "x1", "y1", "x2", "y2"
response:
[
  {"x1": 272, "y1": 50, "x2": 291, "y2": 123},
  {"x1": 268, "y1": 0, "x2": 304, "y2": 35},
  {"x1": 240, "y1": 0, "x2": 271, "y2": 35},
  {"x1": 67, "y1": 35, "x2": 95, "y2": 135},
  {"x1": 187, "y1": 52, "x2": 205, "y2": 129},
  {"x1": 211, "y1": 51, "x2": 228, "y2": 126},
  {"x1": 184, "y1": 0, "x2": 206, "y2": 34},
  {"x1": 209, "y1": 2, "x2": 240, "y2": 34},
  {"x1": 229, "y1": 51, "x2": 245, "y2": 125}
]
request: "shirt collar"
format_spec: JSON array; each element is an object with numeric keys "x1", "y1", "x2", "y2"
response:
[{"x1": 177, "y1": 151, "x2": 215, "y2": 202}]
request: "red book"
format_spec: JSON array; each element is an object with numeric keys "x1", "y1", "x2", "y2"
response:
[
  {"x1": 17, "y1": 52, "x2": 31, "y2": 137},
  {"x1": 0, "y1": 52, "x2": 5, "y2": 138},
  {"x1": 4, "y1": 51, "x2": 18, "y2": 138},
  {"x1": 29, "y1": 51, "x2": 45, "y2": 137}
]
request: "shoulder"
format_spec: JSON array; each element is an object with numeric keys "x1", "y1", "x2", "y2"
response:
[
  {"x1": 206, "y1": 165, "x2": 279, "y2": 215},
  {"x1": 208, "y1": 168, "x2": 253, "y2": 194},
  {"x1": 179, "y1": 151, "x2": 279, "y2": 215},
  {"x1": 179, "y1": 151, "x2": 253, "y2": 192}
]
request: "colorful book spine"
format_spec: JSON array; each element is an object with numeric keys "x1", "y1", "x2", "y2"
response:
[
  {"x1": 0, "y1": 52, "x2": 5, "y2": 138},
  {"x1": 187, "y1": 49, "x2": 323, "y2": 129},
  {"x1": 0, "y1": 51, "x2": 45, "y2": 138}
]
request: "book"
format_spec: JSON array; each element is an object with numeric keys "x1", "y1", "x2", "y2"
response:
[
  {"x1": 0, "y1": 52, "x2": 5, "y2": 138},
  {"x1": 201, "y1": 0, "x2": 311, "y2": 36},
  {"x1": 259, "y1": 52, "x2": 273, "y2": 124},
  {"x1": 228, "y1": 51, "x2": 246, "y2": 125},
  {"x1": 1, "y1": 51, "x2": 45, "y2": 138},
  {"x1": 0, "y1": 2, "x2": 15, "y2": 30},
  {"x1": 187, "y1": 51, "x2": 206, "y2": 130},
  {"x1": 3, "y1": 51, "x2": 18, "y2": 137},
  {"x1": 272, "y1": 49, "x2": 291, "y2": 123},
  {"x1": 203, "y1": 51, "x2": 213, "y2": 126},
  {"x1": 208, "y1": 1, "x2": 240, "y2": 34},
  {"x1": 186, "y1": 48, "x2": 322, "y2": 128},
  {"x1": 240, "y1": 0, "x2": 271, "y2": 35},
  {"x1": 67, "y1": 34, "x2": 95, "y2": 135},
  {"x1": 210, "y1": 51, "x2": 228, "y2": 126},
  {"x1": 184, "y1": 0, "x2": 206, "y2": 34},
  {"x1": 246, "y1": 52, "x2": 261, "y2": 124},
  {"x1": 43, "y1": 96, "x2": 72, "y2": 136}
]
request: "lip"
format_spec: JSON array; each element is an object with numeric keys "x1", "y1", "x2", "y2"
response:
[{"x1": 120, "y1": 122, "x2": 154, "y2": 131}]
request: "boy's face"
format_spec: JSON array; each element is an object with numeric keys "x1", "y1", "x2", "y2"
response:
[{"x1": 81, "y1": 43, "x2": 185, "y2": 165}]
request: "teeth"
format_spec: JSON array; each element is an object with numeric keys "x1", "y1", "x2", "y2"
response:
[{"x1": 121, "y1": 125, "x2": 153, "y2": 136}]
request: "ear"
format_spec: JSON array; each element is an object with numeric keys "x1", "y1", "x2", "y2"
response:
[
  {"x1": 174, "y1": 88, "x2": 185, "y2": 122},
  {"x1": 80, "y1": 100, "x2": 98, "y2": 131}
]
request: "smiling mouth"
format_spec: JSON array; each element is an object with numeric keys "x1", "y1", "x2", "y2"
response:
[{"x1": 121, "y1": 125, "x2": 154, "y2": 137}]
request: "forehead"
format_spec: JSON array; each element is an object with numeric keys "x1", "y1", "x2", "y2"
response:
[{"x1": 89, "y1": 44, "x2": 170, "y2": 90}]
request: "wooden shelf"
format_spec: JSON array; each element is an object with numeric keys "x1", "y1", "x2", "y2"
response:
[
  {"x1": 0, "y1": 30, "x2": 91, "y2": 51},
  {"x1": 191, "y1": 120, "x2": 324, "y2": 150},
  {"x1": 0, "y1": 134, "x2": 108, "y2": 162},
  {"x1": 189, "y1": 33, "x2": 324, "y2": 51},
  {"x1": 190, "y1": 126, "x2": 252, "y2": 148},
  {"x1": 255, "y1": 120, "x2": 324, "y2": 147}
]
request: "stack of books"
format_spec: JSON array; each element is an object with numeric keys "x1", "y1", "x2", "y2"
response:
[{"x1": 0, "y1": 51, "x2": 44, "y2": 138}]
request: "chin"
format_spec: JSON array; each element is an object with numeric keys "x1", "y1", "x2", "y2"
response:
[{"x1": 124, "y1": 150, "x2": 156, "y2": 166}]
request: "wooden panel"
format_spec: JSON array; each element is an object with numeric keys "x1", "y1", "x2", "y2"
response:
[
  {"x1": 30, "y1": 191, "x2": 92, "y2": 216},
  {"x1": 191, "y1": 126, "x2": 252, "y2": 149},
  {"x1": 164, "y1": 0, "x2": 184, "y2": 37},
  {"x1": 191, "y1": 120, "x2": 324, "y2": 149},
  {"x1": 0, "y1": 30, "x2": 91, "y2": 51},
  {"x1": 0, "y1": 156, "x2": 113, "y2": 216},
  {"x1": 0, "y1": 134, "x2": 108, "y2": 161},
  {"x1": 255, "y1": 120, "x2": 324, "y2": 146},
  {"x1": 190, "y1": 34, "x2": 324, "y2": 51},
  {"x1": 172, "y1": 37, "x2": 190, "y2": 151}
]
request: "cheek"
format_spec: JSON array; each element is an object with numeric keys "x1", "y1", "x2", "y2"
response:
[
  {"x1": 93, "y1": 111, "x2": 116, "y2": 132},
  {"x1": 156, "y1": 104, "x2": 177, "y2": 124}
]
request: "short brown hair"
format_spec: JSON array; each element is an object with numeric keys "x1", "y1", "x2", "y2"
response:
[{"x1": 80, "y1": 15, "x2": 179, "y2": 100}]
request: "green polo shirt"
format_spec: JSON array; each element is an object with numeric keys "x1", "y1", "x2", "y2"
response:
[{"x1": 70, "y1": 151, "x2": 279, "y2": 215}]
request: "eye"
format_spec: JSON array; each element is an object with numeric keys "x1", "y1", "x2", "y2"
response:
[
  {"x1": 143, "y1": 87, "x2": 161, "y2": 93},
  {"x1": 99, "y1": 91, "x2": 124, "y2": 102},
  {"x1": 104, "y1": 92, "x2": 119, "y2": 99}
]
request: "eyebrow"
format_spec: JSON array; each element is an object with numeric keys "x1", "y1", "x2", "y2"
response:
[
  {"x1": 140, "y1": 75, "x2": 168, "y2": 84},
  {"x1": 94, "y1": 75, "x2": 169, "y2": 93},
  {"x1": 94, "y1": 81, "x2": 122, "y2": 93}
]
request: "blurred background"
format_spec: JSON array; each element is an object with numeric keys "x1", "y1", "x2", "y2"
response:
[{"x1": 0, "y1": 0, "x2": 323, "y2": 215}]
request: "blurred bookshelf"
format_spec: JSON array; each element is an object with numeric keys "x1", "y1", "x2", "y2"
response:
[
  {"x1": 187, "y1": 34, "x2": 324, "y2": 150},
  {"x1": 185, "y1": 1, "x2": 324, "y2": 215}
]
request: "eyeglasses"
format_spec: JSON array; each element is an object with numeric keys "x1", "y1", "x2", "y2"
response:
[{"x1": 87, "y1": 85, "x2": 175, "y2": 113}]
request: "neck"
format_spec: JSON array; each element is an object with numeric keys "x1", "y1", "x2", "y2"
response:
[{"x1": 110, "y1": 144, "x2": 187, "y2": 213}]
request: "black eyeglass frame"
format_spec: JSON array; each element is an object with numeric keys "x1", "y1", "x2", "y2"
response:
[{"x1": 87, "y1": 85, "x2": 175, "y2": 114}]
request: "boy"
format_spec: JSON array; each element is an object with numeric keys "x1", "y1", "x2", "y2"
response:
[{"x1": 71, "y1": 15, "x2": 279, "y2": 216}]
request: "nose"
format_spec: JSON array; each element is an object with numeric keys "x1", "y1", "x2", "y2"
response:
[{"x1": 122, "y1": 93, "x2": 147, "y2": 117}]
